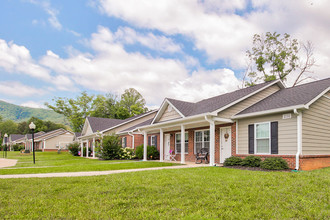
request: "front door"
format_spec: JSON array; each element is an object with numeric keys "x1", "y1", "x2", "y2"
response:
[
  {"x1": 164, "y1": 134, "x2": 171, "y2": 160},
  {"x1": 220, "y1": 127, "x2": 232, "y2": 163}
]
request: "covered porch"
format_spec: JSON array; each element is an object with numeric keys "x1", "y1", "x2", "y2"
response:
[
  {"x1": 78, "y1": 134, "x2": 102, "y2": 158},
  {"x1": 138, "y1": 114, "x2": 236, "y2": 166}
]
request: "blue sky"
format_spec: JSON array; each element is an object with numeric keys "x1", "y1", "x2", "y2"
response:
[{"x1": 0, "y1": 0, "x2": 329, "y2": 109}]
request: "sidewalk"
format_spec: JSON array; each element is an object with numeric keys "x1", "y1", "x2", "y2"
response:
[
  {"x1": 0, "y1": 158, "x2": 18, "y2": 168},
  {"x1": 0, "y1": 163, "x2": 210, "y2": 179}
]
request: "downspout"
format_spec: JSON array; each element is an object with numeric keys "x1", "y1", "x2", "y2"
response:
[
  {"x1": 128, "y1": 132, "x2": 135, "y2": 149},
  {"x1": 294, "y1": 109, "x2": 302, "y2": 170},
  {"x1": 205, "y1": 115, "x2": 215, "y2": 166}
]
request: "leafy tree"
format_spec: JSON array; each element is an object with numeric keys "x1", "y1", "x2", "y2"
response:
[
  {"x1": 45, "y1": 92, "x2": 94, "y2": 132},
  {"x1": 119, "y1": 88, "x2": 148, "y2": 117},
  {"x1": 244, "y1": 32, "x2": 315, "y2": 87},
  {"x1": 0, "y1": 120, "x2": 18, "y2": 136},
  {"x1": 46, "y1": 89, "x2": 148, "y2": 132},
  {"x1": 98, "y1": 134, "x2": 121, "y2": 160}
]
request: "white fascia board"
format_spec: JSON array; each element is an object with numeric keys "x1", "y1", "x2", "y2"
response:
[
  {"x1": 100, "y1": 109, "x2": 158, "y2": 133},
  {"x1": 305, "y1": 87, "x2": 330, "y2": 107},
  {"x1": 324, "y1": 95, "x2": 330, "y2": 100},
  {"x1": 212, "y1": 79, "x2": 284, "y2": 115},
  {"x1": 212, "y1": 117, "x2": 234, "y2": 123},
  {"x1": 151, "y1": 99, "x2": 185, "y2": 125},
  {"x1": 81, "y1": 118, "x2": 90, "y2": 136},
  {"x1": 138, "y1": 113, "x2": 213, "y2": 131},
  {"x1": 231, "y1": 105, "x2": 307, "y2": 119}
]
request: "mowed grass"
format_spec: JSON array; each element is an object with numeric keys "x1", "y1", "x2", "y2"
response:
[
  {"x1": 0, "y1": 167, "x2": 329, "y2": 219},
  {"x1": 0, "y1": 151, "x2": 178, "y2": 175}
]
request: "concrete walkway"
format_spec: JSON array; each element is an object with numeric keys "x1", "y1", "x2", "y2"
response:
[
  {"x1": 0, "y1": 163, "x2": 210, "y2": 179},
  {"x1": 0, "y1": 158, "x2": 17, "y2": 168}
]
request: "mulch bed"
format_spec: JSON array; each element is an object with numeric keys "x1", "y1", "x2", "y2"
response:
[{"x1": 223, "y1": 166, "x2": 292, "y2": 172}]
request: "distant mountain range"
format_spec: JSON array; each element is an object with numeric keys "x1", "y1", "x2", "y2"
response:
[{"x1": 0, "y1": 100, "x2": 67, "y2": 125}]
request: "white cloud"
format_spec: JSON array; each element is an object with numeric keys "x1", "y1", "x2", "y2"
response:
[
  {"x1": 96, "y1": 0, "x2": 330, "y2": 77},
  {"x1": 28, "y1": 0, "x2": 62, "y2": 30},
  {"x1": 114, "y1": 27, "x2": 182, "y2": 53},
  {"x1": 0, "y1": 39, "x2": 51, "y2": 80},
  {"x1": 0, "y1": 81, "x2": 45, "y2": 98},
  {"x1": 20, "y1": 101, "x2": 46, "y2": 109},
  {"x1": 40, "y1": 26, "x2": 239, "y2": 105}
]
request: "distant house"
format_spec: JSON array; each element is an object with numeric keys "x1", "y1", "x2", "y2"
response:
[
  {"x1": 133, "y1": 78, "x2": 330, "y2": 171},
  {"x1": 32, "y1": 128, "x2": 74, "y2": 151},
  {"x1": 6, "y1": 129, "x2": 74, "y2": 151},
  {"x1": 78, "y1": 110, "x2": 157, "y2": 158}
]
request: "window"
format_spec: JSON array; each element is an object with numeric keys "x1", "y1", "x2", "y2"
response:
[
  {"x1": 175, "y1": 132, "x2": 188, "y2": 154},
  {"x1": 122, "y1": 137, "x2": 127, "y2": 148},
  {"x1": 255, "y1": 122, "x2": 270, "y2": 154},
  {"x1": 194, "y1": 130, "x2": 210, "y2": 154},
  {"x1": 151, "y1": 135, "x2": 156, "y2": 147}
]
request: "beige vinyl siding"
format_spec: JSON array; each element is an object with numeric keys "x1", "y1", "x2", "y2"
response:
[
  {"x1": 44, "y1": 133, "x2": 74, "y2": 150},
  {"x1": 237, "y1": 112, "x2": 297, "y2": 155},
  {"x1": 159, "y1": 105, "x2": 182, "y2": 122},
  {"x1": 219, "y1": 84, "x2": 281, "y2": 118},
  {"x1": 104, "y1": 112, "x2": 157, "y2": 135},
  {"x1": 302, "y1": 92, "x2": 330, "y2": 155}
]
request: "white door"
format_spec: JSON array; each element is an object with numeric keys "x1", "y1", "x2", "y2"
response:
[
  {"x1": 164, "y1": 134, "x2": 171, "y2": 160},
  {"x1": 220, "y1": 127, "x2": 232, "y2": 163}
]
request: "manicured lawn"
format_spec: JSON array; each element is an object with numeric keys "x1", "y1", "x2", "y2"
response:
[
  {"x1": 0, "y1": 151, "x2": 177, "y2": 175},
  {"x1": 0, "y1": 167, "x2": 329, "y2": 219}
]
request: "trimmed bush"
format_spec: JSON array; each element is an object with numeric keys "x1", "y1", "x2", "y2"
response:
[
  {"x1": 223, "y1": 156, "x2": 243, "y2": 166},
  {"x1": 135, "y1": 145, "x2": 159, "y2": 160},
  {"x1": 241, "y1": 155, "x2": 262, "y2": 167},
  {"x1": 68, "y1": 142, "x2": 80, "y2": 156},
  {"x1": 99, "y1": 134, "x2": 121, "y2": 160},
  {"x1": 260, "y1": 157, "x2": 289, "y2": 170}
]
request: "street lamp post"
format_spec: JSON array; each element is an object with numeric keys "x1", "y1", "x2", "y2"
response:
[
  {"x1": 4, "y1": 133, "x2": 8, "y2": 158},
  {"x1": 29, "y1": 122, "x2": 36, "y2": 164}
]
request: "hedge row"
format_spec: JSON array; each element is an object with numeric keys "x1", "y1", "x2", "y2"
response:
[{"x1": 224, "y1": 155, "x2": 289, "y2": 170}]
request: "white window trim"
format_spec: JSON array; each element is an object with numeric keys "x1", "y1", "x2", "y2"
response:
[
  {"x1": 175, "y1": 132, "x2": 188, "y2": 154},
  {"x1": 122, "y1": 137, "x2": 127, "y2": 148},
  {"x1": 194, "y1": 129, "x2": 210, "y2": 154},
  {"x1": 151, "y1": 135, "x2": 156, "y2": 147},
  {"x1": 254, "y1": 122, "x2": 271, "y2": 155}
]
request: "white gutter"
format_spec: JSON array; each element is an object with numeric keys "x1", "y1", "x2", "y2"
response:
[
  {"x1": 294, "y1": 109, "x2": 302, "y2": 170},
  {"x1": 205, "y1": 116, "x2": 215, "y2": 166},
  {"x1": 128, "y1": 132, "x2": 135, "y2": 149}
]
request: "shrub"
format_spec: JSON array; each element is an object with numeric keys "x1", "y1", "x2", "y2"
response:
[
  {"x1": 13, "y1": 144, "x2": 24, "y2": 151},
  {"x1": 223, "y1": 156, "x2": 243, "y2": 166},
  {"x1": 119, "y1": 148, "x2": 135, "y2": 159},
  {"x1": 68, "y1": 142, "x2": 80, "y2": 156},
  {"x1": 135, "y1": 145, "x2": 159, "y2": 160},
  {"x1": 99, "y1": 134, "x2": 121, "y2": 160},
  {"x1": 260, "y1": 157, "x2": 289, "y2": 170},
  {"x1": 241, "y1": 155, "x2": 262, "y2": 167}
]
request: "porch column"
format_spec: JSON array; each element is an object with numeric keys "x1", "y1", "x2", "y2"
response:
[
  {"x1": 92, "y1": 137, "x2": 95, "y2": 158},
  {"x1": 143, "y1": 131, "x2": 147, "y2": 161},
  {"x1": 80, "y1": 141, "x2": 83, "y2": 157},
  {"x1": 181, "y1": 124, "x2": 185, "y2": 164},
  {"x1": 160, "y1": 128, "x2": 164, "y2": 162},
  {"x1": 86, "y1": 141, "x2": 89, "y2": 158},
  {"x1": 43, "y1": 139, "x2": 46, "y2": 152},
  {"x1": 209, "y1": 121, "x2": 215, "y2": 166}
]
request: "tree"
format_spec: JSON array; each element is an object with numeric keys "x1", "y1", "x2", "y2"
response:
[
  {"x1": 46, "y1": 89, "x2": 148, "y2": 132},
  {"x1": 245, "y1": 32, "x2": 315, "y2": 87},
  {"x1": 0, "y1": 120, "x2": 18, "y2": 136},
  {"x1": 16, "y1": 117, "x2": 67, "y2": 134},
  {"x1": 45, "y1": 92, "x2": 94, "y2": 132},
  {"x1": 119, "y1": 88, "x2": 148, "y2": 117}
]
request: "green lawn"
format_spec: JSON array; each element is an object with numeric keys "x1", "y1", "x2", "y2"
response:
[
  {"x1": 0, "y1": 167, "x2": 329, "y2": 219},
  {"x1": 0, "y1": 151, "x2": 177, "y2": 175}
]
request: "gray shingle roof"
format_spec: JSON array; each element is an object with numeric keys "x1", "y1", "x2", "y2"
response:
[
  {"x1": 120, "y1": 118, "x2": 153, "y2": 133},
  {"x1": 10, "y1": 134, "x2": 25, "y2": 141},
  {"x1": 237, "y1": 77, "x2": 330, "y2": 116},
  {"x1": 167, "y1": 80, "x2": 278, "y2": 117},
  {"x1": 87, "y1": 117, "x2": 124, "y2": 133}
]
